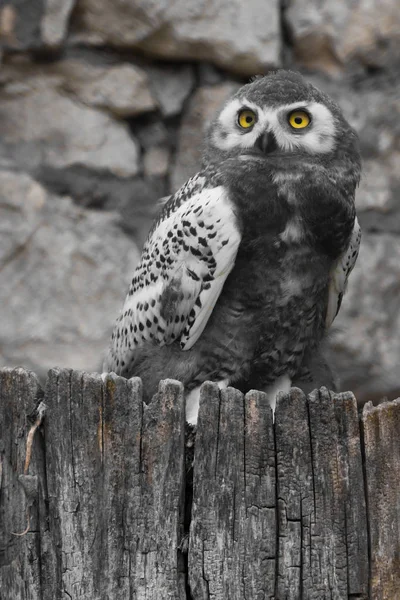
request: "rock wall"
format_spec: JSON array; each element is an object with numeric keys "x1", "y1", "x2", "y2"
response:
[{"x1": 0, "y1": 0, "x2": 399, "y2": 403}]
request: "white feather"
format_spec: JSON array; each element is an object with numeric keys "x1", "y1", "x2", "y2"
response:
[
  {"x1": 265, "y1": 375, "x2": 292, "y2": 419},
  {"x1": 185, "y1": 379, "x2": 229, "y2": 425},
  {"x1": 107, "y1": 181, "x2": 241, "y2": 371},
  {"x1": 326, "y1": 217, "x2": 361, "y2": 328}
]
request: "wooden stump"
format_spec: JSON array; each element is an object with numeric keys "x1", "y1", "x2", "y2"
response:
[
  {"x1": 363, "y1": 399, "x2": 400, "y2": 600},
  {"x1": 0, "y1": 367, "x2": 44, "y2": 600},
  {"x1": 0, "y1": 367, "x2": 399, "y2": 599}
]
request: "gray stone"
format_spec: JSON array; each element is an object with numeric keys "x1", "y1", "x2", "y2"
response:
[
  {"x1": 41, "y1": 0, "x2": 75, "y2": 47},
  {"x1": 35, "y1": 165, "x2": 165, "y2": 248},
  {"x1": 308, "y1": 75, "x2": 400, "y2": 226},
  {"x1": 172, "y1": 82, "x2": 239, "y2": 190},
  {"x1": 115, "y1": 178, "x2": 165, "y2": 247},
  {"x1": 73, "y1": 0, "x2": 281, "y2": 75},
  {"x1": 329, "y1": 232, "x2": 400, "y2": 405},
  {"x1": 357, "y1": 203, "x2": 400, "y2": 236},
  {"x1": 0, "y1": 169, "x2": 140, "y2": 378},
  {"x1": 197, "y1": 62, "x2": 225, "y2": 86},
  {"x1": 147, "y1": 64, "x2": 195, "y2": 117},
  {"x1": 0, "y1": 0, "x2": 74, "y2": 50},
  {"x1": 135, "y1": 120, "x2": 170, "y2": 150},
  {"x1": 143, "y1": 147, "x2": 170, "y2": 178},
  {"x1": 0, "y1": 63, "x2": 140, "y2": 177},
  {"x1": 284, "y1": 0, "x2": 400, "y2": 74},
  {"x1": 357, "y1": 159, "x2": 397, "y2": 214},
  {"x1": 58, "y1": 59, "x2": 158, "y2": 117}
]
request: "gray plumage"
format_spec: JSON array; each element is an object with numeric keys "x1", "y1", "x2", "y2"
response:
[{"x1": 103, "y1": 70, "x2": 361, "y2": 422}]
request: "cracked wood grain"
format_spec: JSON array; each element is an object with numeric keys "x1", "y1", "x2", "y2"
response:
[
  {"x1": 188, "y1": 384, "x2": 276, "y2": 599},
  {"x1": 275, "y1": 387, "x2": 368, "y2": 599},
  {"x1": 44, "y1": 369, "x2": 186, "y2": 600},
  {"x1": 0, "y1": 367, "x2": 45, "y2": 600},
  {"x1": 130, "y1": 377, "x2": 187, "y2": 599},
  {"x1": 0, "y1": 368, "x2": 399, "y2": 599},
  {"x1": 363, "y1": 398, "x2": 400, "y2": 600}
]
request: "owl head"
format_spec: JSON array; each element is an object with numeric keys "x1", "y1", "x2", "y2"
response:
[{"x1": 203, "y1": 70, "x2": 360, "y2": 180}]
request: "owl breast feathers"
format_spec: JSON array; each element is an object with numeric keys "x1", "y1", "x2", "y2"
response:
[{"x1": 103, "y1": 70, "x2": 361, "y2": 424}]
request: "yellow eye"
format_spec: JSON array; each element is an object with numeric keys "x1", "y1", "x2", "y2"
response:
[
  {"x1": 288, "y1": 110, "x2": 311, "y2": 129},
  {"x1": 238, "y1": 109, "x2": 257, "y2": 129}
]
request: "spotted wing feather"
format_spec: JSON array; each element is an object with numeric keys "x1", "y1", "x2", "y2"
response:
[
  {"x1": 326, "y1": 216, "x2": 361, "y2": 327},
  {"x1": 105, "y1": 176, "x2": 241, "y2": 373}
]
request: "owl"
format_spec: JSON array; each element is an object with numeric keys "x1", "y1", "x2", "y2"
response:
[{"x1": 103, "y1": 70, "x2": 361, "y2": 424}]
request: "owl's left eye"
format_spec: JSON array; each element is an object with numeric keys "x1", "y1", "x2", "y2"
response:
[
  {"x1": 238, "y1": 109, "x2": 257, "y2": 129},
  {"x1": 288, "y1": 110, "x2": 311, "y2": 129}
]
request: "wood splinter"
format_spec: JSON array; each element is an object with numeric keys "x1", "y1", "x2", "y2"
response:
[{"x1": 11, "y1": 400, "x2": 47, "y2": 537}]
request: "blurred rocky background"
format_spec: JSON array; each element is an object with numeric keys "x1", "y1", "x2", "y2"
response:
[{"x1": 0, "y1": 0, "x2": 399, "y2": 405}]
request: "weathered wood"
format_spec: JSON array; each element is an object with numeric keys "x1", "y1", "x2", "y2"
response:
[
  {"x1": 43, "y1": 369, "x2": 186, "y2": 600},
  {"x1": 275, "y1": 387, "x2": 368, "y2": 599},
  {"x1": 0, "y1": 367, "x2": 44, "y2": 600},
  {"x1": 363, "y1": 398, "x2": 400, "y2": 600},
  {"x1": 131, "y1": 377, "x2": 186, "y2": 599},
  {"x1": 275, "y1": 387, "x2": 314, "y2": 598},
  {"x1": 189, "y1": 384, "x2": 276, "y2": 599},
  {"x1": 0, "y1": 367, "x2": 399, "y2": 599}
]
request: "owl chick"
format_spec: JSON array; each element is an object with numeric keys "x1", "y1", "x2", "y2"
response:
[{"x1": 103, "y1": 70, "x2": 361, "y2": 424}]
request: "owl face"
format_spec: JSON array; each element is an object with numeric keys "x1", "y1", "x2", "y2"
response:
[{"x1": 206, "y1": 71, "x2": 354, "y2": 163}]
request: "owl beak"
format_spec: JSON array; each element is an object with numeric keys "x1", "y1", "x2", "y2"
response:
[{"x1": 255, "y1": 131, "x2": 278, "y2": 154}]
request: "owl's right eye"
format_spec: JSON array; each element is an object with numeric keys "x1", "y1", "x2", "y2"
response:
[
  {"x1": 288, "y1": 110, "x2": 311, "y2": 129},
  {"x1": 238, "y1": 109, "x2": 257, "y2": 129}
]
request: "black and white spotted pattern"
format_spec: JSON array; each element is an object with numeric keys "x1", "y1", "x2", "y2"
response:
[
  {"x1": 106, "y1": 173, "x2": 241, "y2": 372},
  {"x1": 151, "y1": 172, "x2": 208, "y2": 229},
  {"x1": 326, "y1": 216, "x2": 361, "y2": 327}
]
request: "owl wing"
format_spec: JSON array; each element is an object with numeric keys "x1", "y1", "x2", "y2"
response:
[
  {"x1": 105, "y1": 175, "x2": 241, "y2": 373},
  {"x1": 325, "y1": 216, "x2": 361, "y2": 327}
]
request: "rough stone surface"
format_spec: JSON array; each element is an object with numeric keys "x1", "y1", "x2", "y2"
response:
[
  {"x1": 0, "y1": 0, "x2": 74, "y2": 50},
  {"x1": 147, "y1": 63, "x2": 195, "y2": 117},
  {"x1": 41, "y1": 0, "x2": 76, "y2": 47},
  {"x1": 143, "y1": 146, "x2": 170, "y2": 178},
  {"x1": 0, "y1": 63, "x2": 140, "y2": 177},
  {"x1": 172, "y1": 82, "x2": 239, "y2": 190},
  {"x1": 58, "y1": 59, "x2": 158, "y2": 117},
  {"x1": 197, "y1": 62, "x2": 225, "y2": 86},
  {"x1": 285, "y1": 0, "x2": 400, "y2": 74},
  {"x1": 310, "y1": 74, "x2": 400, "y2": 232},
  {"x1": 35, "y1": 166, "x2": 164, "y2": 248},
  {"x1": 329, "y1": 232, "x2": 400, "y2": 404},
  {"x1": 72, "y1": 0, "x2": 281, "y2": 75},
  {"x1": 0, "y1": 169, "x2": 140, "y2": 379},
  {"x1": 134, "y1": 119, "x2": 171, "y2": 150}
]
